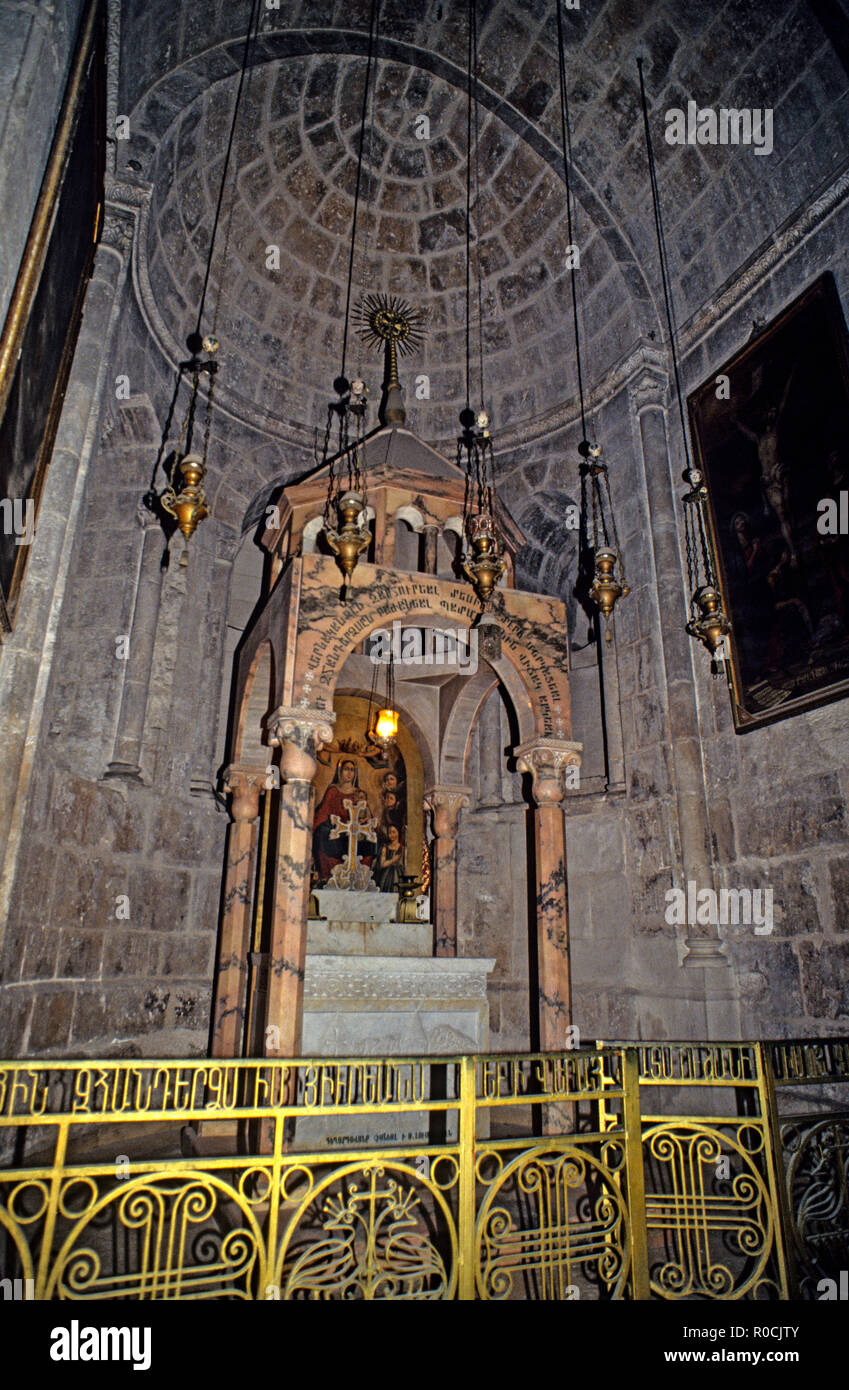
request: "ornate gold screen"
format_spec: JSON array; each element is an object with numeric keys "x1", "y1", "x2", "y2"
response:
[{"x1": 0, "y1": 1041, "x2": 845, "y2": 1299}]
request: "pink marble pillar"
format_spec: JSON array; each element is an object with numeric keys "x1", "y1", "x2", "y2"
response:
[
  {"x1": 423, "y1": 786, "x2": 471, "y2": 958},
  {"x1": 516, "y1": 740, "x2": 582, "y2": 1050},
  {"x1": 211, "y1": 766, "x2": 264, "y2": 1059},
  {"x1": 263, "y1": 706, "x2": 335, "y2": 1058},
  {"x1": 423, "y1": 524, "x2": 439, "y2": 575}
]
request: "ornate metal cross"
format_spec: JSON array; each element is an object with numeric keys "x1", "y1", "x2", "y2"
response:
[{"x1": 328, "y1": 797, "x2": 378, "y2": 889}]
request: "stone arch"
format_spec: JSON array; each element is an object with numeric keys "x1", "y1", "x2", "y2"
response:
[
  {"x1": 438, "y1": 654, "x2": 536, "y2": 786},
  {"x1": 394, "y1": 504, "x2": 425, "y2": 532},
  {"x1": 127, "y1": 28, "x2": 653, "y2": 317},
  {"x1": 129, "y1": 35, "x2": 655, "y2": 452},
  {"x1": 334, "y1": 683, "x2": 437, "y2": 790},
  {"x1": 302, "y1": 515, "x2": 324, "y2": 554},
  {"x1": 294, "y1": 593, "x2": 548, "y2": 744},
  {"x1": 439, "y1": 666, "x2": 499, "y2": 785}
]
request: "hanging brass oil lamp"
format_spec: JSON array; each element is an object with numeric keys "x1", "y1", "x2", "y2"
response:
[
  {"x1": 683, "y1": 466, "x2": 731, "y2": 660},
  {"x1": 581, "y1": 441, "x2": 629, "y2": 638},
  {"x1": 160, "y1": 337, "x2": 217, "y2": 565},
  {"x1": 325, "y1": 488, "x2": 371, "y2": 600},
  {"x1": 460, "y1": 408, "x2": 506, "y2": 608}
]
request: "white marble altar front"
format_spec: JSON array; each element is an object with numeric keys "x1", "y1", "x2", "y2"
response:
[{"x1": 295, "y1": 908, "x2": 494, "y2": 1149}]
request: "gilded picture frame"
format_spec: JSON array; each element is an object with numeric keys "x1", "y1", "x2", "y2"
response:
[
  {"x1": 0, "y1": 0, "x2": 105, "y2": 634},
  {"x1": 688, "y1": 273, "x2": 849, "y2": 732}
]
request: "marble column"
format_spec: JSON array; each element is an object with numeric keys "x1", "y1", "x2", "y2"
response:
[
  {"x1": 210, "y1": 766, "x2": 264, "y2": 1059},
  {"x1": 423, "y1": 786, "x2": 471, "y2": 957},
  {"x1": 264, "y1": 706, "x2": 335, "y2": 1057},
  {"x1": 515, "y1": 739, "x2": 582, "y2": 1050},
  {"x1": 423, "y1": 524, "x2": 439, "y2": 575},
  {"x1": 105, "y1": 501, "x2": 167, "y2": 779}
]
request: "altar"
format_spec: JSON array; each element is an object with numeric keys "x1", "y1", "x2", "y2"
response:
[
  {"x1": 208, "y1": 350, "x2": 580, "y2": 1151},
  {"x1": 298, "y1": 890, "x2": 494, "y2": 1147}
]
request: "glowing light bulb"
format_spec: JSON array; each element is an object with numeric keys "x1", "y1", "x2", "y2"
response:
[{"x1": 374, "y1": 708, "x2": 399, "y2": 741}]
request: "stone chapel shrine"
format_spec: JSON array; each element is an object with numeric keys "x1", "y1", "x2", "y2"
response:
[
  {"x1": 1, "y1": 0, "x2": 848, "y2": 1310},
  {"x1": 213, "y1": 387, "x2": 581, "y2": 1113}
]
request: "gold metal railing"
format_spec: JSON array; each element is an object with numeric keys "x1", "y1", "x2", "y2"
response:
[{"x1": 0, "y1": 1041, "x2": 846, "y2": 1300}]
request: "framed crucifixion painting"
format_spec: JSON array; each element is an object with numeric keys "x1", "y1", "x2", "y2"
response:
[
  {"x1": 688, "y1": 273, "x2": 849, "y2": 731},
  {"x1": 0, "y1": 0, "x2": 105, "y2": 635}
]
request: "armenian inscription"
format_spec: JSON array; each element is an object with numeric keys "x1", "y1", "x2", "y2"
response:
[{"x1": 294, "y1": 557, "x2": 570, "y2": 736}]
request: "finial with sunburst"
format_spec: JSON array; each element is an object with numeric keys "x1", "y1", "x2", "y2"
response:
[
  {"x1": 356, "y1": 293, "x2": 426, "y2": 360},
  {"x1": 354, "y1": 294, "x2": 426, "y2": 426}
]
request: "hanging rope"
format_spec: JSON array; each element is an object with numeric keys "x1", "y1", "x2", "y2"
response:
[
  {"x1": 195, "y1": 0, "x2": 263, "y2": 340},
  {"x1": 637, "y1": 57, "x2": 692, "y2": 473},
  {"x1": 464, "y1": 0, "x2": 475, "y2": 413},
  {"x1": 639, "y1": 60, "x2": 730, "y2": 660},
  {"x1": 462, "y1": 0, "x2": 491, "y2": 422},
  {"x1": 366, "y1": 641, "x2": 380, "y2": 735},
  {"x1": 472, "y1": 34, "x2": 486, "y2": 414},
  {"x1": 457, "y1": 0, "x2": 507, "y2": 610},
  {"x1": 340, "y1": 0, "x2": 381, "y2": 385},
  {"x1": 209, "y1": 6, "x2": 264, "y2": 341},
  {"x1": 357, "y1": 20, "x2": 381, "y2": 364},
  {"x1": 555, "y1": 0, "x2": 587, "y2": 442}
]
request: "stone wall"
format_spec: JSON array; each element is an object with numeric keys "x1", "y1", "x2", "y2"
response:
[
  {"x1": 489, "y1": 201, "x2": 849, "y2": 1045},
  {"x1": 2, "y1": 1, "x2": 849, "y2": 1057},
  {"x1": 691, "y1": 206, "x2": 849, "y2": 1038},
  {"x1": 0, "y1": 382, "x2": 230, "y2": 1058},
  {"x1": 457, "y1": 687, "x2": 531, "y2": 1053}
]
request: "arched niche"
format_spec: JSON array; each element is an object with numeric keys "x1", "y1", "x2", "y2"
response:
[
  {"x1": 315, "y1": 693, "x2": 426, "y2": 883},
  {"x1": 394, "y1": 504, "x2": 425, "y2": 532},
  {"x1": 438, "y1": 665, "x2": 499, "y2": 785},
  {"x1": 394, "y1": 516, "x2": 421, "y2": 573},
  {"x1": 216, "y1": 532, "x2": 267, "y2": 774},
  {"x1": 439, "y1": 516, "x2": 464, "y2": 578},
  {"x1": 232, "y1": 640, "x2": 275, "y2": 768}
]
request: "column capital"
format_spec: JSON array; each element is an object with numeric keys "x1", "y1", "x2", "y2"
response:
[
  {"x1": 515, "y1": 738, "x2": 582, "y2": 806},
  {"x1": 268, "y1": 705, "x2": 335, "y2": 783},
  {"x1": 99, "y1": 203, "x2": 136, "y2": 260},
  {"x1": 223, "y1": 765, "x2": 265, "y2": 822},
  {"x1": 423, "y1": 785, "x2": 472, "y2": 838},
  {"x1": 628, "y1": 365, "x2": 668, "y2": 416}
]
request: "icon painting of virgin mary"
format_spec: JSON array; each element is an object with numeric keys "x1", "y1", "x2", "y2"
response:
[{"x1": 312, "y1": 757, "x2": 375, "y2": 886}]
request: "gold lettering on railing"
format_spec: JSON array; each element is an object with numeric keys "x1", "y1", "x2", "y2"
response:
[
  {"x1": 636, "y1": 1043, "x2": 754, "y2": 1084},
  {"x1": 6, "y1": 1042, "x2": 847, "y2": 1303},
  {"x1": 190, "y1": 1069, "x2": 207, "y2": 1110},
  {"x1": 173, "y1": 1071, "x2": 190, "y2": 1110},
  {"x1": 363, "y1": 1064, "x2": 380, "y2": 1106},
  {"x1": 0, "y1": 1042, "x2": 843, "y2": 1128},
  {"x1": 302, "y1": 1066, "x2": 319, "y2": 1108},
  {"x1": 72, "y1": 1070, "x2": 91, "y2": 1113},
  {"x1": 17, "y1": 1069, "x2": 50, "y2": 1117}
]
